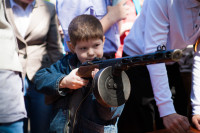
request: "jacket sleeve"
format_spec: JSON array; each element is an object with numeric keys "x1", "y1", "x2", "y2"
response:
[{"x1": 34, "y1": 56, "x2": 71, "y2": 96}]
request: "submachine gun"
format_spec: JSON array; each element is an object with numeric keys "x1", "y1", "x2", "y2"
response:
[{"x1": 77, "y1": 46, "x2": 183, "y2": 107}]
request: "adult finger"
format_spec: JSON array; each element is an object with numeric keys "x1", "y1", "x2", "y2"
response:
[
  {"x1": 179, "y1": 117, "x2": 190, "y2": 131},
  {"x1": 193, "y1": 118, "x2": 200, "y2": 131},
  {"x1": 173, "y1": 123, "x2": 185, "y2": 133}
]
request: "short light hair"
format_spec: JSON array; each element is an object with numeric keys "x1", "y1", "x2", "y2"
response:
[{"x1": 68, "y1": 14, "x2": 104, "y2": 46}]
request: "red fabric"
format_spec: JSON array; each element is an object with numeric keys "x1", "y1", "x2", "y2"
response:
[{"x1": 115, "y1": 0, "x2": 137, "y2": 58}]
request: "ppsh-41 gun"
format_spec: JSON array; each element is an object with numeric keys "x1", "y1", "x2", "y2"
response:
[{"x1": 78, "y1": 47, "x2": 183, "y2": 107}]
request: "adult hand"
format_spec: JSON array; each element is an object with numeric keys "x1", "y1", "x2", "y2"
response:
[
  {"x1": 59, "y1": 68, "x2": 89, "y2": 89},
  {"x1": 162, "y1": 113, "x2": 190, "y2": 133},
  {"x1": 106, "y1": 0, "x2": 129, "y2": 24},
  {"x1": 192, "y1": 115, "x2": 200, "y2": 131},
  {"x1": 100, "y1": 0, "x2": 129, "y2": 33}
]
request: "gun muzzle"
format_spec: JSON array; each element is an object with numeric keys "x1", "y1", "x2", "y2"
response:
[{"x1": 171, "y1": 49, "x2": 183, "y2": 62}]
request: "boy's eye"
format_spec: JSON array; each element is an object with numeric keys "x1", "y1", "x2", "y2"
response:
[
  {"x1": 80, "y1": 47, "x2": 87, "y2": 50},
  {"x1": 95, "y1": 44, "x2": 100, "y2": 47}
]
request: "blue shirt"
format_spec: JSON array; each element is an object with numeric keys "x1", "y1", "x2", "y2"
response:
[{"x1": 56, "y1": 0, "x2": 120, "y2": 55}]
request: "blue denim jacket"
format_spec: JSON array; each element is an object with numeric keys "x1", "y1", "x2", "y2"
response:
[{"x1": 34, "y1": 53, "x2": 124, "y2": 133}]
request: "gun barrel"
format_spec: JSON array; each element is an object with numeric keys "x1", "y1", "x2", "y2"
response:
[
  {"x1": 78, "y1": 49, "x2": 183, "y2": 78},
  {"x1": 120, "y1": 49, "x2": 183, "y2": 67}
]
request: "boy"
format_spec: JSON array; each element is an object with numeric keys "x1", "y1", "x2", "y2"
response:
[{"x1": 34, "y1": 14, "x2": 124, "y2": 133}]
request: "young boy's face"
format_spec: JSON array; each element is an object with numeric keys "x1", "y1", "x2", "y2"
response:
[{"x1": 72, "y1": 37, "x2": 105, "y2": 63}]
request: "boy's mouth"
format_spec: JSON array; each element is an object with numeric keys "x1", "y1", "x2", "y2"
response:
[
  {"x1": 85, "y1": 58, "x2": 95, "y2": 61},
  {"x1": 85, "y1": 59, "x2": 93, "y2": 62}
]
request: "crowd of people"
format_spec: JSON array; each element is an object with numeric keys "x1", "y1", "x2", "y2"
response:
[{"x1": 0, "y1": 0, "x2": 200, "y2": 133}]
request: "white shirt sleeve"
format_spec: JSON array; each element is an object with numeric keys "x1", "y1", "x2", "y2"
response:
[
  {"x1": 144, "y1": 0, "x2": 176, "y2": 117},
  {"x1": 191, "y1": 47, "x2": 200, "y2": 115},
  {"x1": 125, "y1": 0, "x2": 199, "y2": 117},
  {"x1": 147, "y1": 64, "x2": 176, "y2": 117}
]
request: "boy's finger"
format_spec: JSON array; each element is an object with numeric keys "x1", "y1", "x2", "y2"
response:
[
  {"x1": 81, "y1": 79, "x2": 89, "y2": 84},
  {"x1": 76, "y1": 76, "x2": 88, "y2": 83}
]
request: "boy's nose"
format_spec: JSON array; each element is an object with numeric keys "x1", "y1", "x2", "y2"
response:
[{"x1": 88, "y1": 48, "x2": 94, "y2": 55}]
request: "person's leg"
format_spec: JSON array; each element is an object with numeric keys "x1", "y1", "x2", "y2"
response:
[
  {"x1": 23, "y1": 117, "x2": 28, "y2": 133},
  {"x1": 23, "y1": 77, "x2": 31, "y2": 133},
  {"x1": 166, "y1": 63, "x2": 188, "y2": 116},
  {"x1": 154, "y1": 104, "x2": 165, "y2": 130},
  {"x1": 0, "y1": 120, "x2": 24, "y2": 133},
  {"x1": 28, "y1": 81, "x2": 52, "y2": 133},
  {"x1": 49, "y1": 109, "x2": 68, "y2": 133},
  {"x1": 23, "y1": 78, "x2": 31, "y2": 133},
  {"x1": 118, "y1": 56, "x2": 156, "y2": 133},
  {"x1": 127, "y1": 66, "x2": 155, "y2": 132}
]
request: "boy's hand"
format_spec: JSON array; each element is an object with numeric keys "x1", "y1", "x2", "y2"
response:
[
  {"x1": 59, "y1": 68, "x2": 89, "y2": 90},
  {"x1": 107, "y1": 0, "x2": 129, "y2": 24},
  {"x1": 192, "y1": 115, "x2": 200, "y2": 131},
  {"x1": 91, "y1": 68, "x2": 99, "y2": 78},
  {"x1": 163, "y1": 113, "x2": 190, "y2": 133}
]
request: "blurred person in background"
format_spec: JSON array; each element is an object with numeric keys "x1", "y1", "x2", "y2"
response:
[
  {"x1": 5, "y1": 0, "x2": 63, "y2": 133},
  {"x1": 121, "y1": 0, "x2": 198, "y2": 132},
  {"x1": 0, "y1": 0, "x2": 27, "y2": 132},
  {"x1": 115, "y1": 0, "x2": 142, "y2": 58},
  {"x1": 56, "y1": 0, "x2": 129, "y2": 59}
]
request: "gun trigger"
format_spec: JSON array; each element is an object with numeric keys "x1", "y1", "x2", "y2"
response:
[{"x1": 122, "y1": 58, "x2": 130, "y2": 63}]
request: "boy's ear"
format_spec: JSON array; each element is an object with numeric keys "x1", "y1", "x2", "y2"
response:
[
  {"x1": 67, "y1": 41, "x2": 75, "y2": 53},
  {"x1": 103, "y1": 36, "x2": 105, "y2": 45}
]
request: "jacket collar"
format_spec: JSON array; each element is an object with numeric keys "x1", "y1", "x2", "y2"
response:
[
  {"x1": 24, "y1": 0, "x2": 46, "y2": 39},
  {"x1": 5, "y1": 0, "x2": 46, "y2": 43},
  {"x1": 68, "y1": 53, "x2": 82, "y2": 70},
  {"x1": 9, "y1": 0, "x2": 35, "y2": 9},
  {"x1": 5, "y1": 0, "x2": 26, "y2": 44}
]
